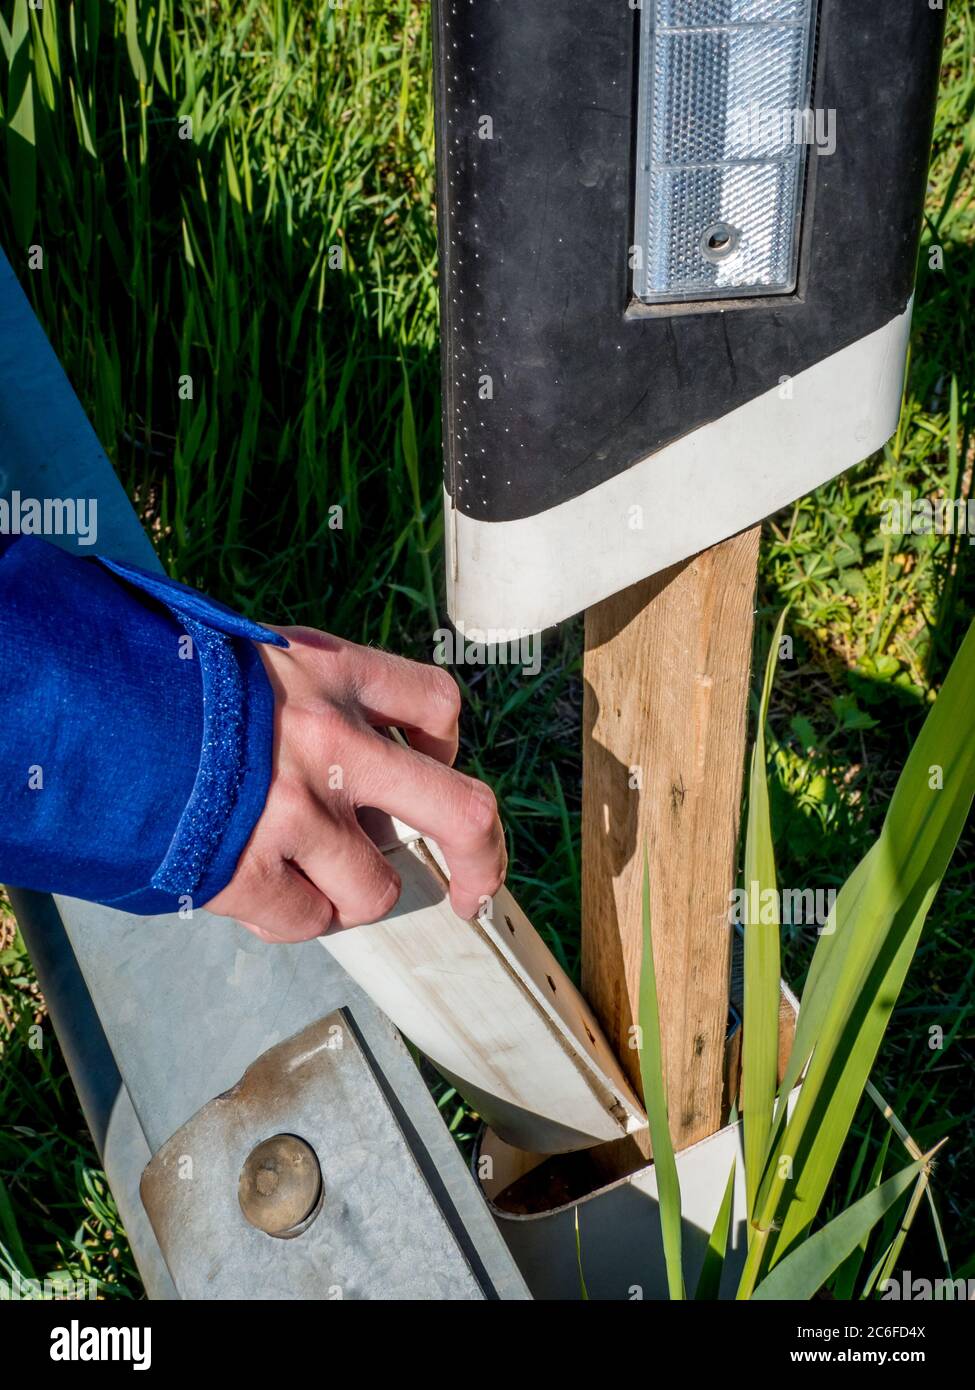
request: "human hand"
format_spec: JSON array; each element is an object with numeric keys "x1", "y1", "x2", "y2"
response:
[{"x1": 205, "y1": 626, "x2": 506, "y2": 942}]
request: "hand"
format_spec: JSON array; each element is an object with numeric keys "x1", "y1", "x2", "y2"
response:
[{"x1": 204, "y1": 626, "x2": 506, "y2": 943}]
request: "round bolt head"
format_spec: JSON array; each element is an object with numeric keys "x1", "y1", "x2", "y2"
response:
[{"x1": 238, "y1": 1134, "x2": 323, "y2": 1238}]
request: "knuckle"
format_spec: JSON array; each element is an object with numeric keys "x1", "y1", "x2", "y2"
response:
[
  {"x1": 373, "y1": 871, "x2": 402, "y2": 919},
  {"x1": 488, "y1": 847, "x2": 508, "y2": 893},
  {"x1": 308, "y1": 895, "x2": 335, "y2": 937},
  {"x1": 488, "y1": 866, "x2": 506, "y2": 897},
  {"x1": 461, "y1": 779, "x2": 498, "y2": 838},
  {"x1": 351, "y1": 868, "x2": 401, "y2": 926},
  {"x1": 428, "y1": 667, "x2": 462, "y2": 719},
  {"x1": 477, "y1": 860, "x2": 507, "y2": 902},
  {"x1": 248, "y1": 850, "x2": 285, "y2": 893},
  {"x1": 328, "y1": 641, "x2": 357, "y2": 686},
  {"x1": 296, "y1": 701, "x2": 358, "y2": 761},
  {"x1": 270, "y1": 773, "x2": 315, "y2": 824}
]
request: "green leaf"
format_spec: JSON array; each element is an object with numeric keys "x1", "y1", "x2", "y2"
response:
[
  {"x1": 790, "y1": 715, "x2": 817, "y2": 751},
  {"x1": 6, "y1": 0, "x2": 36, "y2": 247},
  {"x1": 125, "y1": 0, "x2": 148, "y2": 85},
  {"x1": 638, "y1": 850, "x2": 684, "y2": 1300},
  {"x1": 694, "y1": 1159, "x2": 736, "y2": 1301},
  {"x1": 752, "y1": 1157, "x2": 925, "y2": 1301},
  {"x1": 0, "y1": 12, "x2": 13, "y2": 66},
  {"x1": 867, "y1": 1170, "x2": 929, "y2": 1298},
  {"x1": 28, "y1": 8, "x2": 55, "y2": 113},
  {"x1": 741, "y1": 610, "x2": 786, "y2": 1225},
  {"x1": 574, "y1": 1207, "x2": 590, "y2": 1301},
  {"x1": 748, "y1": 621, "x2": 975, "y2": 1283},
  {"x1": 0, "y1": 1176, "x2": 35, "y2": 1280},
  {"x1": 400, "y1": 363, "x2": 421, "y2": 510}
]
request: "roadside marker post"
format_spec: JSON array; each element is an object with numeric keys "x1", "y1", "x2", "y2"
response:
[{"x1": 431, "y1": 0, "x2": 946, "y2": 1292}]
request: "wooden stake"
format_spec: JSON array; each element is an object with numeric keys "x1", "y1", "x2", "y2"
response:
[{"x1": 582, "y1": 527, "x2": 761, "y2": 1152}]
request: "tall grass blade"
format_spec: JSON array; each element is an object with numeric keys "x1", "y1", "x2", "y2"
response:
[
  {"x1": 574, "y1": 1207, "x2": 590, "y2": 1301},
  {"x1": 399, "y1": 363, "x2": 437, "y2": 629},
  {"x1": 741, "y1": 609, "x2": 786, "y2": 1226},
  {"x1": 125, "y1": 0, "x2": 148, "y2": 85},
  {"x1": 751, "y1": 1156, "x2": 927, "y2": 1301},
  {"x1": 866, "y1": 1170, "x2": 930, "y2": 1298},
  {"x1": 0, "y1": 1175, "x2": 35, "y2": 1279},
  {"x1": 5, "y1": 0, "x2": 36, "y2": 247}
]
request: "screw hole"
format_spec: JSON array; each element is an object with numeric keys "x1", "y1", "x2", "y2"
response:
[{"x1": 701, "y1": 222, "x2": 741, "y2": 263}]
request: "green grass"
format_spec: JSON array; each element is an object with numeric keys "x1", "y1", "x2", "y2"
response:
[
  {"x1": 0, "y1": 891, "x2": 139, "y2": 1298},
  {"x1": 1, "y1": 0, "x2": 973, "y2": 1298}
]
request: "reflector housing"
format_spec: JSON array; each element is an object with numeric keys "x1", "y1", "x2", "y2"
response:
[
  {"x1": 633, "y1": 0, "x2": 817, "y2": 303},
  {"x1": 432, "y1": 0, "x2": 945, "y2": 634}
]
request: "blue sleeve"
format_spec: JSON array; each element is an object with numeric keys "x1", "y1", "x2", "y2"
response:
[{"x1": 0, "y1": 534, "x2": 288, "y2": 915}]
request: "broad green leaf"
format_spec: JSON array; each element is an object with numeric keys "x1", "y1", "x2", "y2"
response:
[
  {"x1": 752, "y1": 1157, "x2": 925, "y2": 1300},
  {"x1": 742, "y1": 610, "x2": 786, "y2": 1225},
  {"x1": 750, "y1": 620, "x2": 975, "y2": 1279},
  {"x1": 638, "y1": 850, "x2": 684, "y2": 1300},
  {"x1": 776, "y1": 855, "x2": 868, "y2": 1095},
  {"x1": 694, "y1": 1159, "x2": 736, "y2": 1301}
]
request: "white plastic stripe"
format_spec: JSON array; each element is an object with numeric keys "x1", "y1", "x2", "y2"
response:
[{"x1": 447, "y1": 301, "x2": 913, "y2": 635}]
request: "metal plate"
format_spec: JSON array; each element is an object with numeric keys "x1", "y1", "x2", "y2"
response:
[{"x1": 141, "y1": 1012, "x2": 524, "y2": 1300}]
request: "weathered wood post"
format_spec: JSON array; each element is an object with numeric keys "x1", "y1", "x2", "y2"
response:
[
  {"x1": 433, "y1": 0, "x2": 944, "y2": 1173},
  {"x1": 582, "y1": 529, "x2": 761, "y2": 1150}
]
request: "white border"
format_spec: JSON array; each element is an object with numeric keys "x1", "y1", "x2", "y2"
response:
[{"x1": 446, "y1": 300, "x2": 913, "y2": 635}]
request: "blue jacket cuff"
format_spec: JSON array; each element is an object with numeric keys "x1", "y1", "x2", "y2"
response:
[
  {"x1": 96, "y1": 556, "x2": 287, "y2": 915},
  {"x1": 0, "y1": 538, "x2": 286, "y2": 915}
]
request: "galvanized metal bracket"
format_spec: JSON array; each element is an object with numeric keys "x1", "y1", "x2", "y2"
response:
[{"x1": 141, "y1": 1011, "x2": 527, "y2": 1300}]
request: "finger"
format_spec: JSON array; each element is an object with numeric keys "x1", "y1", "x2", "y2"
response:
[
  {"x1": 346, "y1": 646, "x2": 461, "y2": 766},
  {"x1": 222, "y1": 859, "x2": 334, "y2": 943},
  {"x1": 352, "y1": 736, "x2": 506, "y2": 919},
  {"x1": 297, "y1": 813, "x2": 402, "y2": 930}
]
